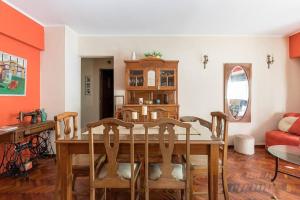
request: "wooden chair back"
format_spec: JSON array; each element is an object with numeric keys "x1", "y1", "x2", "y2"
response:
[
  {"x1": 180, "y1": 116, "x2": 212, "y2": 130},
  {"x1": 210, "y1": 112, "x2": 229, "y2": 164},
  {"x1": 211, "y1": 112, "x2": 228, "y2": 142},
  {"x1": 87, "y1": 118, "x2": 135, "y2": 199},
  {"x1": 119, "y1": 108, "x2": 139, "y2": 122},
  {"x1": 54, "y1": 112, "x2": 78, "y2": 140},
  {"x1": 143, "y1": 118, "x2": 191, "y2": 199},
  {"x1": 150, "y1": 108, "x2": 169, "y2": 120},
  {"x1": 54, "y1": 112, "x2": 78, "y2": 198}
]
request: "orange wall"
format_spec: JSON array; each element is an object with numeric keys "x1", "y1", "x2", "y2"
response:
[
  {"x1": 0, "y1": 1, "x2": 44, "y2": 50},
  {"x1": 0, "y1": 2, "x2": 44, "y2": 125},
  {"x1": 289, "y1": 32, "x2": 300, "y2": 58}
]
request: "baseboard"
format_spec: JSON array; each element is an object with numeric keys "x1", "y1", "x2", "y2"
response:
[{"x1": 228, "y1": 144, "x2": 265, "y2": 148}]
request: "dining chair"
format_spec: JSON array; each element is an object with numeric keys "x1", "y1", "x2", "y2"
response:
[
  {"x1": 144, "y1": 118, "x2": 191, "y2": 200},
  {"x1": 180, "y1": 112, "x2": 229, "y2": 200},
  {"x1": 87, "y1": 118, "x2": 141, "y2": 200},
  {"x1": 150, "y1": 107, "x2": 170, "y2": 121},
  {"x1": 119, "y1": 108, "x2": 140, "y2": 122},
  {"x1": 54, "y1": 112, "x2": 101, "y2": 196}
]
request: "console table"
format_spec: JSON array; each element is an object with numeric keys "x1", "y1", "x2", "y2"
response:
[{"x1": 0, "y1": 121, "x2": 55, "y2": 177}]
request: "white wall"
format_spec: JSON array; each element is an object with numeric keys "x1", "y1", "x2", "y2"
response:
[
  {"x1": 41, "y1": 26, "x2": 81, "y2": 152},
  {"x1": 65, "y1": 26, "x2": 81, "y2": 123},
  {"x1": 41, "y1": 26, "x2": 81, "y2": 120},
  {"x1": 78, "y1": 36, "x2": 300, "y2": 144},
  {"x1": 41, "y1": 26, "x2": 66, "y2": 119}
]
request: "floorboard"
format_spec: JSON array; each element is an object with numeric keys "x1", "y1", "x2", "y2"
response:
[{"x1": 0, "y1": 147, "x2": 299, "y2": 200}]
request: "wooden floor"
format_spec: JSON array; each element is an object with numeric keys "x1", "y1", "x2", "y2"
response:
[{"x1": 0, "y1": 147, "x2": 299, "y2": 200}]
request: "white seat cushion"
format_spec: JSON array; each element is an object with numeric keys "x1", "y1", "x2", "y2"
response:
[
  {"x1": 98, "y1": 163, "x2": 137, "y2": 180},
  {"x1": 149, "y1": 163, "x2": 185, "y2": 180}
]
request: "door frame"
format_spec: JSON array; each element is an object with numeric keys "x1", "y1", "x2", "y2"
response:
[
  {"x1": 99, "y1": 68, "x2": 115, "y2": 119},
  {"x1": 80, "y1": 56, "x2": 114, "y2": 126}
]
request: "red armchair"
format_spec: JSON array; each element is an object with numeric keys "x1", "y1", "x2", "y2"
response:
[{"x1": 265, "y1": 113, "x2": 300, "y2": 147}]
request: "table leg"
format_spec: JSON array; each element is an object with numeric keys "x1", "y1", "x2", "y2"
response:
[
  {"x1": 271, "y1": 157, "x2": 279, "y2": 182},
  {"x1": 208, "y1": 144, "x2": 219, "y2": 200},
  {"x1": 59, "y1": 144, "x2": 72, "y2": 200},
  {"x1": 55, "y1": 144, "x2": 61, "y2": 199}
]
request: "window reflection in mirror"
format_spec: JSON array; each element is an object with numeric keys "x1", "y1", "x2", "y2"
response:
[
  {"x1": 227, "y1": 66, "x2": 249, "y2": 120},
  {"x1": 224, "y1": 63, "x2": 251, "y2": 122}
]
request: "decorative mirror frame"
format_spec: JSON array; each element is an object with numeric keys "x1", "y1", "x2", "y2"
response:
[{"x1": 224, "y1": 63, "x2": 252, "y2": 122}]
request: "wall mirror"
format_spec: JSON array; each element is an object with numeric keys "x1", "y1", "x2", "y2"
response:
[{"x1": 224, "y1": 63, "x2": 251, "y2": 122}]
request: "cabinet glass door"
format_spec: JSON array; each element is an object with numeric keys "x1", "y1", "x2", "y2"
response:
[
  {"x1": 129, "y1": 70, "x2": 144, "y2": 87},
  {"x1": 147, "y1": 69, "x2": 156, "y2": 87},
  {"x1": 159, "y1": 69, "x2": 175, "y2": 88}
]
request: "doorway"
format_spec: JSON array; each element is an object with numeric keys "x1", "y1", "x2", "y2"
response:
[
  {"x1": 81, "y1": 57, "x2": 114, "y2": 127},
  {"x1": 99, "y1": 69, "x2": 114, "y2": 119}
]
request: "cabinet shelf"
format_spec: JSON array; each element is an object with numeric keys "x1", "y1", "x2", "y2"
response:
[
  {"x1": 124, "y1": 104, "x2": 178, "y2": 107},
  {"x1": 124, "y1": 58, "x2": 179, "y2": 121},
  {"x1": 126, "y1": 88, "x2": 177, "y2": 91}
]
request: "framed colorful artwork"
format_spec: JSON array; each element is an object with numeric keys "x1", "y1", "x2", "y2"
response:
[{"x1": 0, "y1": 51, "x2": 27, "y2": 96}]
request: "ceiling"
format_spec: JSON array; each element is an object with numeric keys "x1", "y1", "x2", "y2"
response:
[{"x1": 4, "y1": 0, "x2": 300, "y2": 36}]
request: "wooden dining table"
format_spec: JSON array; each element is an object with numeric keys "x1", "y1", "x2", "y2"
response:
[{"x1": 55, "y1": 123, "x2": 223, "y2": 200}]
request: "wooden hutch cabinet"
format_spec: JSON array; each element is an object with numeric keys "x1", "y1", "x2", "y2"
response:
[{"x1": 123, "y1": 58, "x2": 179, "y2": 122}]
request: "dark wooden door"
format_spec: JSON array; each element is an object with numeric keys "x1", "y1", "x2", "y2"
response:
[{"x1": 100, "y1": 69, "x2": 114, "y2": 119}]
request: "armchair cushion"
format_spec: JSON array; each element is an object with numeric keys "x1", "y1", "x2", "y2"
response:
[
  {"x1": 288, "y1": 117, "x2": 300, "y2": 136},
  {"x1": 278, "y1": 115, "x2": 300, "y2": 136},
  {"x1": 265, "y1": 130, "x2": 300, "y2": 147},
  {"x1": 283, "y1": 113, "x2": 300, "y2": 118},
  {"x1": 278, "y1": 117, "x2": 298, "y2": 132},
  {"x1": 265, "y1": 113, "x2": 300, "y2": 147}
]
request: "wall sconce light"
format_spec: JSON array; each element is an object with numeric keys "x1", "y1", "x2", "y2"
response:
[
  {"x1": 267, "y1": 54, "x2": 274, "y2": 69},
  {"x1": 203, "y1": 54, "x2": 208, "y2": 69}
]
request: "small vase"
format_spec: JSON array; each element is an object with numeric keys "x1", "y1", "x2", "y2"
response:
[
  {"x1": 131, "y1": 52, "x2": 136, "y2": 60},
  {"x1": 41, "y1": 109, "x2": 47, "y2": 122}
]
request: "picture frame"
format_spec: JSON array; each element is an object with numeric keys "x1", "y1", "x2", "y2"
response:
[
  {"x1": 84, "y1": 75, "x2": 91, "y2": 95},
  {"x1": 0, "y1": 51, "x2": 27, "y2": 96}
]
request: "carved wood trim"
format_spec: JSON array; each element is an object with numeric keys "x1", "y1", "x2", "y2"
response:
[
  {"x1": 54, "y1": 112, "x2": 78, "y2": 139},
  {"x1": 159, "y1": 123, "x2": 175, "y2": 179},
  {"x1": 224, "y1": 63, "x2": 252, "y2": 122},
  {"x1": 103, "y1": 124, "x2": 120, "y2": 177},
  {"x1": 87, "y1": 118, "x2": 135, "y2": 194},
  {"x1": 180, "y1": 116, "x2": 212, "y2": 130},
  {"x1": 119, "y1": 108, "x2": 139, "y2": 122},
  {"x1": 151, "y1": 108, "x2": 170, "y2": 119},
  {"x1": 143, "y1": 117, "x2": 191, "y2": 199}
]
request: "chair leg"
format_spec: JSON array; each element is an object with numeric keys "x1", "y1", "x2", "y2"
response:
[
  {"x1": 190, "y1": 171, "x2": 194, "y2": 200},
  {"x1": 136, "y1": 174, "x2": 141, "y2": 200},
  {"x1": 145, "y1": 187, "x2": 149, "y2": 200},
  {"x1": 107, "y1": 188, "x2": 112, "y2": 200},
  {"x1": 222, "y1": 167, "x2": 229, "y2": 200},
  {"x1": 90, "y1": 187, "x2": 95, "y2": 200},
  {"x1": 180, "y1": 189, "x2": 185, "y2": 200},
  {"x1": 131, "y1": 182, "x2": 135, "y2": 200},
  {"x1": 72, "y1": 174, "x2": 77, "y2": 191},
  {"x1": 186, "y1": 187, "x2": 190, "y2": 200}
]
